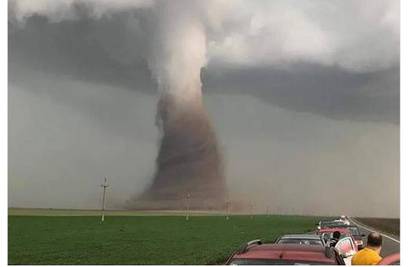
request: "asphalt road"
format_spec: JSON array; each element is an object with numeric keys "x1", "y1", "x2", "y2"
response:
[{"x1": 350, "y1": 218, "x2": 400, "y2": 257}]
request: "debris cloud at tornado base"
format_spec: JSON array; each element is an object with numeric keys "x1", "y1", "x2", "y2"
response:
[{"x1": 136, "y1": 94, "x2": 226, "y2": 209}]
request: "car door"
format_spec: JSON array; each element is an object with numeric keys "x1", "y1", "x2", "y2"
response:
[
  {"x1": 335, "y1": 237, "x2": 357, "y2": 257},
  {"x1": 335, "y1": 237, "x2": 357, "y2": 265}
]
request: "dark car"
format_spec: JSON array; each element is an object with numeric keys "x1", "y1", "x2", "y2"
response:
[
  {"x1": 275, "y1": 234, "x2": 325, "y2": 247},
  {"x1": 226, "y1": 239, "x2": 345, "y2": 265},
  {"x1": 317, "y1": 220, "x2": 347, "y2": 230}
]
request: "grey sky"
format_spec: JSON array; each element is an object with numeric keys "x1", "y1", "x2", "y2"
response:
[{"x1": 8, "y1": 0, "x2": 399, "y2": 217}]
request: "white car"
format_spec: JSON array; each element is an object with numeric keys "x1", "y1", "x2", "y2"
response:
[{"x1": 338, "y1": 216, "x2": 351, "y2": 225}]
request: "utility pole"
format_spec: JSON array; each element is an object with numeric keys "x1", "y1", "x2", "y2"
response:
[
  {"x1": 186, "y1": 192, "x2": 191, "y2": 221},
  {"x1": 225, "y1": 199, "x2": 230, "y2": 220},
  {"x1": 100, "y1": 177, "x2": 109, "y2": 223}
]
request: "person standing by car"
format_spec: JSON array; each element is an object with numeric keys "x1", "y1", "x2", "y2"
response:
[
  {"x1": 351, "y1": 232, "x2": 383, "y2": 265},
  {"x1": 329, "y1": 231, "x2": 341, "y2": 247}
]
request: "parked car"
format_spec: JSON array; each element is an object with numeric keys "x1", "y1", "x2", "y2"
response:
[
  {"x1": 378, "y1": 253, "x2": 400, "y2": 265},
  {"x1": 338, "y1": 215, "x2": 351, "y2": 225},
  {"x1": 317, "y1": 220, "x2": 347, "y2": 230},
  {"x1": 226, "y1": 239, "x2": 346, "y2": 265},
  {"x1": 275, "y1": 234, "x2": 325, "y2": 247}
]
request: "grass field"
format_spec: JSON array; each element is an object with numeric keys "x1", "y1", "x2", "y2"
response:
[{"x1": 9, "y1": 212, "x2": 321, "y2": 264}]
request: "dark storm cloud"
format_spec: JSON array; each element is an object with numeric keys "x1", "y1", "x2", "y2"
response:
[
  {"x1": 204, "y1": 64, "x2": 399, "y2": 124},
  {"x1": 8, "y1": 3, "x2": 399, "y2": 124},
  {"x1": 8, "y1": 11, "x2": 155, "y2": 94}
]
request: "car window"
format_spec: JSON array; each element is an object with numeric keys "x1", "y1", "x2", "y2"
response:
[
  {"x1": 321, "y1": 221, "x2": 345, "y2": 228},
  {"x1": 347, "y1": 227, "x2": 360, "y2": 236},
  {"x1": 309, "y1": 240, "x2": 324, "y2": 246},
  {"x1": 321, "y1": 233, "x2": 331, "y2": 243}
]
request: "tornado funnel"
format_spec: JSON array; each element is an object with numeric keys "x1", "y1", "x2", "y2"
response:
[{"x1": 138, "y1": 94, "x2": 226, "y2": 209}]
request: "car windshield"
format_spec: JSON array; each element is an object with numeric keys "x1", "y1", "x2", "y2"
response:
[
  {"x1": 278, "y1": 239, "x2": 323, "y2": 246},
  {"x1": 320, "y1": 221, "x2": 345, "y2": 228},
  {"x1": 347, "y1": 227, "x2": 361, "y2": 236},
  {"x1": 229, "y1": 259, "x2": 335, "y2": 265}
]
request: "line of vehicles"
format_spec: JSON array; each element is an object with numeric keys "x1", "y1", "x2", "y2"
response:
[{"x1": 226, "y1": 215, "x2": 399, "y2": 265}]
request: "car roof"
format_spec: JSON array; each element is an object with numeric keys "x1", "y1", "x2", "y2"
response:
[
  {"x1": 319, "y1": 227, "x2": 351, "y2": 233},
  {"x1": 320, "y1": 220, "x2": 346, "y2": 224},
  {"x1": 279, "y1": 234, "x2": 322, "y2": 240},
  {"x1": 331, "y1": 224, "x2": 358, "y2": 228},
  {"x1": 232, "y1": 244, "x2": 337, "y2": 264}
]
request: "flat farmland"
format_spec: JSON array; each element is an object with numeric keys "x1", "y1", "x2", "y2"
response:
[
  {"x1": 8, "y1": 211, "x2": 320, "y2": 264},
  {"x1": 355, "y1": 217, "x2": 400, "y2": 236}
]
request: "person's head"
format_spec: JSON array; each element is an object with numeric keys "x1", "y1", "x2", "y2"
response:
[
  {"x1": 366, "y1": 232, "x2": 382, "y2": 253},
  {"x1": 333, "y1": 231, "x2": 341, "y2": 239}
]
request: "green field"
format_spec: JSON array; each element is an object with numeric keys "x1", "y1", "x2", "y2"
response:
[{"x1": 9, "y1": 212, "x2": 320, "y2": 265}]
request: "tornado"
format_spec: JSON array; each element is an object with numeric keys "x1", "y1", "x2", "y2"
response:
[
  {"x1": 134, "y1": 1, "x2": 227, "y2": 209},
  {"x1": 140, "y1": 94, "x2": 226, "y2": 209}
]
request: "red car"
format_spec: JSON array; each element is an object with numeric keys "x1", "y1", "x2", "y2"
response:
[
  {"x1": 378, "y1": 253, "x2": 400, "y2": 265},
  {"x1": 226, "y1": 239, "x2": 345, "y2": 265}
]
